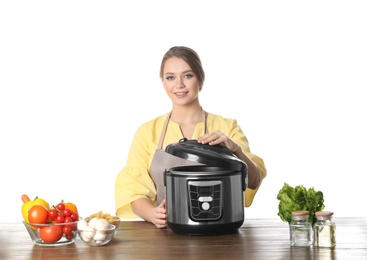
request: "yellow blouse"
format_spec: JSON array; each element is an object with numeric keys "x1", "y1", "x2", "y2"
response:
[{"x1": 114, "y1": 112, "x2": 267, "y2": 218}]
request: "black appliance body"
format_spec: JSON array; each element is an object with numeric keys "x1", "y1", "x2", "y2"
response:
[{"x1": 164, "y1": 138, "x2": 248, "y2": 235}]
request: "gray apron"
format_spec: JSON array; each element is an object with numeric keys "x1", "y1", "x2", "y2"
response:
[{"x1": 150, "y1": 110, "x2": 207, "y2": 206}]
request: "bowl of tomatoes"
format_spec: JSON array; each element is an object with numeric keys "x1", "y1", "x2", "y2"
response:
[
  {"x1": 22, "y1": 200, "x2": 80, "y2": 246},
  {"x1": 23, "y1": 220, "x2": 79, "y2": 246}
]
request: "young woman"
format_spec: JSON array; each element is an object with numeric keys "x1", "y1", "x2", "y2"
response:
[{"x1": 114, "y1": 46, "x2": 267, "y2": 228}]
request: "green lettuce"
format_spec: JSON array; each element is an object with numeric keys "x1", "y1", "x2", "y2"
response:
[{"x1": 276, "y1": 182, "x2": 325, "y2": 225}]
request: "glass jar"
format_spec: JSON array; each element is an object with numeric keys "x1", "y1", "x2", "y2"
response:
[
  {"x1": 313, "y1": 211, "x2": 336, "y2": 248},
  {"x1": 290, "y1": 210, "x2": 312, "y2": 247}
]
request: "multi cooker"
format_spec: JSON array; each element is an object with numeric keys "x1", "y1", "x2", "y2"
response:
[{"x1": 164, "y1": 138, "x2": 248, "y2": 235}]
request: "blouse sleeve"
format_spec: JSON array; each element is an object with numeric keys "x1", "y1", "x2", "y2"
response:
[
  {"x1": 220, "y1": 117, "x2": 267, "y2": 207},
  {"x1": 114, "y1": 123, "x2": 157, "y2": 218}
]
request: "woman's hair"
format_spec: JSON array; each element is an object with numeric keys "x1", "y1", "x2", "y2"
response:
[{"x1": 160, "y1": 46, "x2": 205, "y2": 90}]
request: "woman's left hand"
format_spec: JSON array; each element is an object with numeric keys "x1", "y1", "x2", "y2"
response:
[
  {"x1": 197, "y1": 131, "x2": 240, "y2": 154},
  {"x1": 152, "y1": 199, "x2": 167, "y2": 229},
  {"x1": 198, "y1": 130, "x2": 261, "y2": 189}
]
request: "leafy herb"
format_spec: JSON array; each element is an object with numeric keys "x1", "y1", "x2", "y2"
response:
[{"x1": 276, "y1": 182, "x2": 325, "y2": 225}]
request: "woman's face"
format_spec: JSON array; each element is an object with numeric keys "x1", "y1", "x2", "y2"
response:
[{"x1": 162, "y1": 57, "x2": 200, "y2": 106}]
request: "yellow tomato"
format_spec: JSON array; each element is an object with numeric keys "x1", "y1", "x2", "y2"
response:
[
  {"x1": 64, "y1": 202, "x2": 78, "y2": 214},
  {"x1": 21, "y1": 194, "x2": 50, "y2": 223}
]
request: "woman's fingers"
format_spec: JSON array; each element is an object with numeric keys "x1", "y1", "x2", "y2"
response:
[
  {"x1": 153, "y1": 200, "x2": 167, "y2": 228},
  {"x1": 197, "y1": 131, "x2": 224, "y2": 144},
  {"x1": 197, "y1": 131, "x2": 238, "y2": 153}
]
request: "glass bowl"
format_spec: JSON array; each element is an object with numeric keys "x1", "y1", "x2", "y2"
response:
[
  {"x1": 77, "y1": 223, "x2": 117, "y2": 246},
  {"x1": 22, "y1": 220, "x2": 78, "y2": 246},
  {"x1": 109, "y1": 217, "x2": 121, "y2": 230}
]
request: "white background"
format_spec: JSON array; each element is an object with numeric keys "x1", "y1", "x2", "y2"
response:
[{"x1": 1, "y1": 1, "x2": 366, "y2": 222}]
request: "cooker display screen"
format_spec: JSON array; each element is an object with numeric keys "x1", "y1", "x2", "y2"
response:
[{"x1": 198, "y1": 186, "x2": 212, "y2": 194}]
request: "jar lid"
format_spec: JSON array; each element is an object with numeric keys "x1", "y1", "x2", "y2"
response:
[
  {"x1": 315, "y1": 211, "x2": 334, "y2": 217},
  {"x1": 291, "y1": 210, "x2": 309, "y2": 216}
]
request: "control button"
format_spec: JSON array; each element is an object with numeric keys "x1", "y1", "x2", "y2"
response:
[
  {"x1": 198, "y1": 196, "x2": 213, "y2": 202},
  {"x1": 201, "y1": 202, "x2": 210, "y2": 210}
]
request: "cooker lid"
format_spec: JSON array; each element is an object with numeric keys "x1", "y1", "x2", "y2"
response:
[{"x1": 165, "y1": 138, "x2": 247, "y2": 183}]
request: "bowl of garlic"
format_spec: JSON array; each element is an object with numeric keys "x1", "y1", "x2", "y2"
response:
[{"x1": 77, "y1": 217, "x2": 117, "y2": 246}]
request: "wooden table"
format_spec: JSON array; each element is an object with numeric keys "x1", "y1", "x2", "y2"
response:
[{"x1": 1, "y1": 218, "x2": 366, "y2": 259}]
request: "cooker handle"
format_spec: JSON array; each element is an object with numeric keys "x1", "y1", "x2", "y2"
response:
[
  {"x1": 163, "y1": 169, "x2": 167, "y2": 187},
  {"x1": 242, "y1": 163, "x2": 248, "y2": 191}
]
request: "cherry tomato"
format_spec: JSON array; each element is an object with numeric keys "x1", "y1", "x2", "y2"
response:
[
  {"x1": 49, "y1": 209, "x2": 58, "y2": 220},
  {"x1": 28, "y1": 205, "x2": 49, "y2": 224},
  {"x1": 71, "y1": 223, "x2": 77, "y2": 231},
  {"x1": 65, "y1": 233, "x2": 74, "y2": 241},
  {"x1": 63, "y1": 208, "x2": 71, "y2": 217},
  {"x1": 40, "y1": 225, "x2": 63, "y2": 243},
  {"x1": 70, "y1": 212, "x2": 79, "y2": 221},
  {"x1": 64, "y1": 216, "x2": 73, "y2": 223},
  {"x1": 56, "y1": 214, "x2": 65, "y2": 223},
  {"x1": 56, "y1": 203, "x2": 65, "y2": 211},
  {"x1": 63, "y1": 225, "x2": 72, "y2": 235}
]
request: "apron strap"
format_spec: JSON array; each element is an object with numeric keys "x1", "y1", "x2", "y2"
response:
[
  {"x1": 203, "y1": 109, "x2": 207, "y2": 134},
  {"x1": 157, "y1": 112, "x2": 171, "y2": 149}
]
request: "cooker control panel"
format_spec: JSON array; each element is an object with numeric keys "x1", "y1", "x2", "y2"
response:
[{"x1": 187, "y1": 180, "x2": 222, "y2": 221}]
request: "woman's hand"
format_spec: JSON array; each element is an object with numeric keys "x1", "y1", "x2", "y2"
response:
[
  {"x1": 152, "y1": 199, "x2": 167, "y2": 229},
  {"x1": 131, "y1": 198, "x2": 167, "y2": 229},
  {"x1": 198, "y1": 131, "x2": 261, "y2": 190},
  {"x1": 197, "y1": 131, "x2": 240, "y2": 154}
]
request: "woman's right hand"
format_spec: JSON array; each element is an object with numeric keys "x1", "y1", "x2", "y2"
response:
[{"x1": 152, "y1": 199, "x2": 167, "y2": 228}]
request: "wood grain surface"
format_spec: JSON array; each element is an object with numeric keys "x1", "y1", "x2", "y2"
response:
[{"x1": 1, "y1": 218, "x2": 366, "y2": 259}]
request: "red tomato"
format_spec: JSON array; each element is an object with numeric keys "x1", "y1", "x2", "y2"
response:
[
  {"x1": 28, "y1": 205, "x2": 49, "y2": 224},
  {"x1": 56, "y1": 214, "x2": 65, "y2": 223},
  {"x1": 56, "y1": 203, "x2": 65, "y2": 211},
  {"x1": 63, "y1": 208, "x2": 71, "y2": 217},
  {"x1": 63, "y1": 225, "x2": 72, "y2": 235},
  {"x1": 71, "y1": 224, "x2": 77, "y2": 231},
  {"x1": 49, "y1": 209, "x2": 58, "y2": 220},
  {"x1": 65, "y1": 233, "x2": 74, "y2": 241},
  {"x1": 70, "y1": 212, "x2": 79, "y2": 221},
  {"x1": 39, "y1": 225, "x2": 63, "y2": 243},
  {"x1": 64, "y1": 216, "x2": 73, "y2": 223}
]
